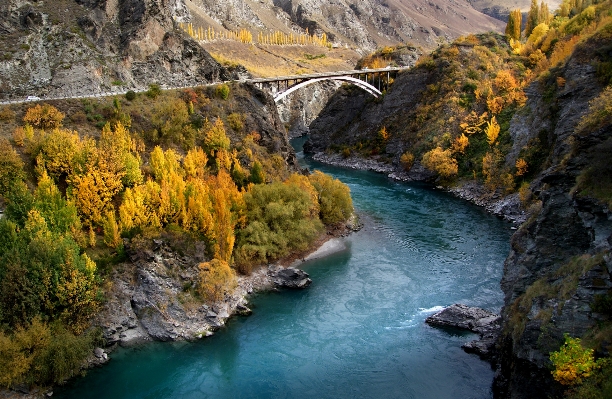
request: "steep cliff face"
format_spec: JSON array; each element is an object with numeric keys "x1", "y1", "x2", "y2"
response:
[
  {"x1": 0, "y1": 0, "x2": 229, "y2": 100},
  {"x1": 276, "y1": 80, "x2": 342, "y2": 138},
  {"x1": 493, "y1": 28, "x2": 612, "y2": 398}
]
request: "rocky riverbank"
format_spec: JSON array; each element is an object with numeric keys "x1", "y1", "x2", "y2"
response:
[{"x1": 311, "y1": 152, "x2": 527, "y2": 224}]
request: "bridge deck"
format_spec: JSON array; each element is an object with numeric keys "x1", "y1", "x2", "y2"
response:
[{"x1": 247, "y1": 67, "x2": 407, "y2": 84}]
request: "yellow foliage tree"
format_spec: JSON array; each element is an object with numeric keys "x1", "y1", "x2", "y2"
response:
[
  {"x1": 460, "y1": 111, "x2": 488, "y2": 135},
  {"x1": 485, "y1": 116, "x2": 500, "y2": 145},
  {"x1": 516, "y1": 158, "x2": 528, "y2": 176},
  {"x1": 197, "y1": 259, "x2": 237, "y2": 302},
  {"x1": 451, "y1": 133, "x2": 469, "y2": 154},
  {"x1": 102, "y1": 211, "x2": 121, "y2": 248},
  {"x1": 69, "y1": 159, "x2": 124, "y2": 227},
  {"x1": 23, "y1": 104, "x2": 65, "y2": 130},
  {"x1": 183, "y1": 147, "x2": 209, "y2": 180},
  {"x1": 550, "y1": 335, "x2": 599, "y2": 386},
  {"x1": 421, "y1": 147, "x2": 458, "y2": 179},
  {"x1": 119, "y1": 180, "x2": 162, "y2": 231}
]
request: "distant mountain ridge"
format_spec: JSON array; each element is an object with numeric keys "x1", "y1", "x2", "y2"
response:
[{"x1": 187, "y1": 0, "x2": 505, "y2": 51}]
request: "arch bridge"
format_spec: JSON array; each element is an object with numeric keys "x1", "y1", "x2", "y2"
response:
[{"x1": 249, "y1": 67, "x2": 407, "y2": 102}]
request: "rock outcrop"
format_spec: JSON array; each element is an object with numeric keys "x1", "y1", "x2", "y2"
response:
[
  {"x1": 0, "y1": 0, "x2": 231, "y2": 100},
  {"x1": 95, "y1": 237, "x2": 312, "y2": 346},
  {"x1": 426, "y1": 304, "x2": 501, "y2": 360}
]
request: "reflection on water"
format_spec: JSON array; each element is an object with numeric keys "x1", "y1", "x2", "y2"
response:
[{"x1": 56, "y1": 137, "x2": 512, "y2": 399}]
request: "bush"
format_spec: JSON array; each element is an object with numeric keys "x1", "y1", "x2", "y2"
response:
[
  {"x1": 197, "y1": 259, "x2": 236, "y2": 302},
  {"x1": 227, "y1": 113, "x2": 245, "y2": 132},
  {"x1": 146, "y1": 84, "x2": 161, "y2": 99},
  {"x1": 0, "y1": 106, "x2": 15, "y2": 121},
  {"x1": 400, "y1": 151, "x2": 415, "y2": 171},
  {"x1": 422, "y1": 147, "x2": 458, "y2": 179},
  {"x1": 0, "y1": 139, "x2": 25, "y2": 196},
  {"x1": 0, "y1": 319, "x2": 94, "y2": 388},
  {"x1": 215, "y1": 84, "x2": 230, "y2": 100},
  {"x1": 235, "y1": 178, "x2": 323, "y2": 269},
  {"x1": 125, "y1": 90, "x2": 136, "y2": 101}
]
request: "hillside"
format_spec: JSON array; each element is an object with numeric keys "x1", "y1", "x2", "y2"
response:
[
  {"x1": 0, "y1": 0, "x2": 231, "y2": 101},
  {"x1": 186, "y1": 0, "x2": 504, "y2": 51}
]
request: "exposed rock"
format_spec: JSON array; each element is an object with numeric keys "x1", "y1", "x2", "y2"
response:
[
  {"x1": 0, "y1": 0, "x2": 230, "y2": 100},
  {"x1": 191, "y1": 0, "x2": 504, "y2": 51},
  {"x1": 426, "y1": 304, "x2": 501, "y2": 360},
  {"x1": 276, "y1": 80, "x2": 342, "y2": 138},
  {"x1": 492, "y1": 29, "x2": 612, "y2": 399},
  {"x1": 268, "y1": 265, "x2": 312, "y2": 289}
]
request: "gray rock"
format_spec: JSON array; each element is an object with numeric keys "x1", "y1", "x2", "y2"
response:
[
  {"x1": 425, "y1": 304, "x2": 501, "y2": 360},
  {"x1": 269, "y1": 266, "x2": 312, "y2": 289}
]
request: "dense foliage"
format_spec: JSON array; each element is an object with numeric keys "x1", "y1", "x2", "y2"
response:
[{"x1": 0, "y1": 86, "x2": 354, "y2": 389}]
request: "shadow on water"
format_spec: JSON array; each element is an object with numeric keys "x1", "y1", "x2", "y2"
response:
[{"x1": 55, "y1": 136, "x2": 512, "y2": 399}]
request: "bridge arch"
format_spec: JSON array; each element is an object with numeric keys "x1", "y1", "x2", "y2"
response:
[{"x1": 274, "y1": 76, "x2": 382, "y2": 102}]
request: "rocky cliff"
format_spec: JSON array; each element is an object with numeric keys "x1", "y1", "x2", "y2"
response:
[
  {"x1": 0, "y1": 0, "x2": 230, "y2": 100},
  {"x1": 493, "y1": 27, "x2": 612, "y2": 398}
]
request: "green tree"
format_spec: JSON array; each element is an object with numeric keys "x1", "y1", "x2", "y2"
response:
[
  {"x1": 235, "y1": 179, "x2": 323, "y2": 271},
  {"x1": 249, "y1": 160, "x2": 265, "y2": 184},
  {"x1": 308, "y1": 170, "x2": 353, "y2": 225},
  {"x1": 505, "y1": 9, "x2": 523, "y2": 40},
  {"x1": 0, "y1": 139, "x2": 25, "y2": 196}
]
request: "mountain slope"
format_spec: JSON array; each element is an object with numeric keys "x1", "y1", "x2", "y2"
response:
[
  {"x1": 188, "y1": 0, "x2": 505, "y2": 51},
  {"x1": 0, "y1": 0, "x2": 231, "y2": 100}
]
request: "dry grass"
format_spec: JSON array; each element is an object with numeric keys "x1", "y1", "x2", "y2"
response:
[{"x1": 203, "y1": 41, "x2": 360, "y2": 78}]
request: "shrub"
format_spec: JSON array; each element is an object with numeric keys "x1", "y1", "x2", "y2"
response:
[
  {"x1": 550, "y1": 334, "x2": 598, "y2": 386},
  {"x1": 400, "y1": 151, "x2": 415, "y2": 171},
  {"x1": 235, "y1": 178, "x2": 323, "y2": 269},
  {"x1": 0, "y1": 139, "x2": 25, "y2": 195},
  {"x1": 227, "y1": 113, "x2": 245, "y2": 132},
  {"x1": 197, "y1": 259, "x2": 236, "y2": 302},
  {"x1": 125, "y1": 90, "x2": 136, "y2": 101},
  {"x1": 146, "y1": 84, "x2": 161, "y2": 99},
  {"x1": 215, "y1": 83, "x2": 230, "y2": 100},
  {"x1": 0, "y1": 106, "x2": 15, "y2": 121}
]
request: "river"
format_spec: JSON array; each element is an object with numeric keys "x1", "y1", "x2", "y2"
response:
[{"x1": 55, "y1": 137, "x2": 512, "y2": 399}]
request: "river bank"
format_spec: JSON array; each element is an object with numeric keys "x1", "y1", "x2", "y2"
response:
[{"x1": 311, "y1": 152, "x2": 528, "y2": 225}]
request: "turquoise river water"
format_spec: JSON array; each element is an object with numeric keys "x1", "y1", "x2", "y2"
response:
[{"x1": 55, "y1": 138, "x2": 512, "y2": 399}]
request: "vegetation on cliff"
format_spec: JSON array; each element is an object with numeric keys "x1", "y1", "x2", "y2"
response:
[{"x1": 0, "y1": 84, "x2": 353, "y2": 389}]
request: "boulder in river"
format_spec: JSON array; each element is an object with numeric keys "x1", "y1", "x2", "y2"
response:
[
  {"x1": 425, "y1": 304, "x2": 501, "y2": 360},
  {"x1": 268, "y1": 266, "x2": 312, "y2": 289}
]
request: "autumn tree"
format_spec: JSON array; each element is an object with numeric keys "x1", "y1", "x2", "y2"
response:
[
  {"x1": 505, "y1": 9, "x2": 522, "y2": 41},
  {"x1": 0, "y1": 139, "x2": 25, "y2": 196},
  {"x1": 203, "y1": 118, "x2": 231, "y2": 154},
  {"x1": 308, "y1": 170, "x2": 353, "y2": 225},
  {"x1": 23, "y1": 104, "x2": 65, "y2": 130},
  {"x1": 485, "y1": 116, "x2": 501, "y2": 145},
  {"x1": 197, "y1": 259, "x2": 236, "y2": 302},
  {"x1": 422, "y1": 147, "x2": 458, "y2": 179}
]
